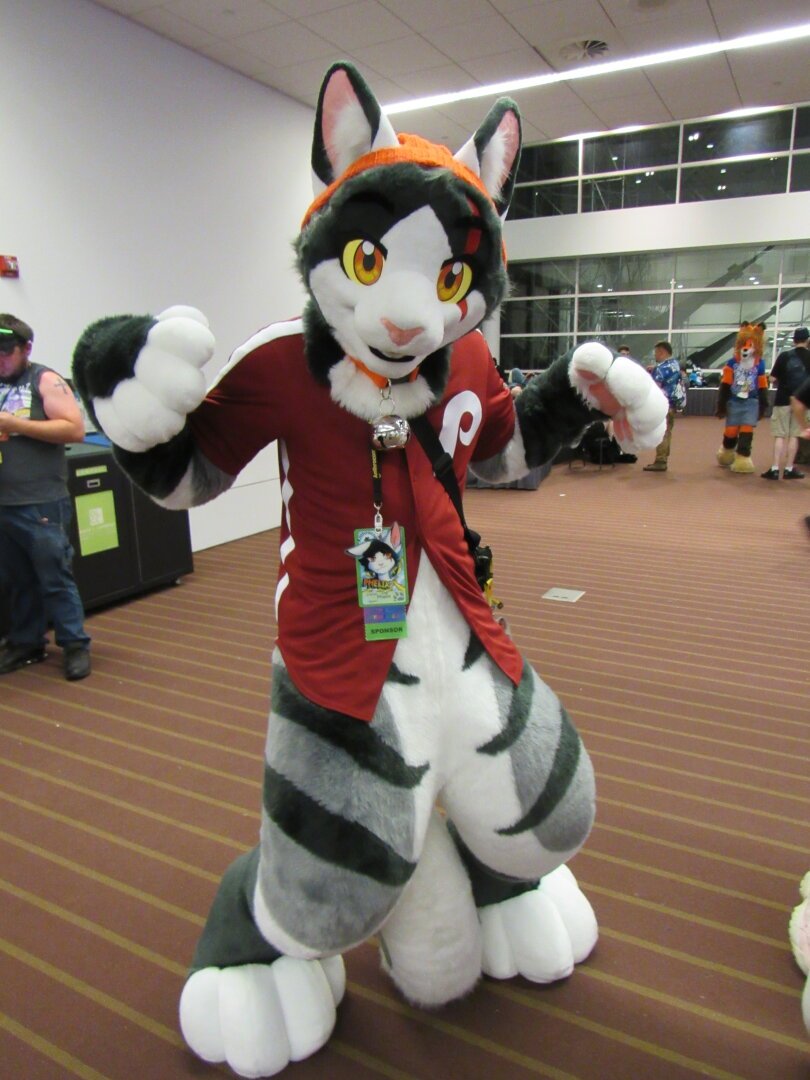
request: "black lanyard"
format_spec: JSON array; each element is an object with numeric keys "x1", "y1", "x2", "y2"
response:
[{"x1": 370, "y1": 448, "x2": 384, "y2": 534}]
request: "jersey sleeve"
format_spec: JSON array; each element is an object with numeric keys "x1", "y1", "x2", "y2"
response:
[
  {"x1": 470, "y1": 346, "x2": 516, "y2": 461},
  {"x1": 189, "y1": 343, "x2": 286, "y2": 477}
]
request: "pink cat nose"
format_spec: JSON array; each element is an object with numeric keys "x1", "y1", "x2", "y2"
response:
[{"x1": 381, "y1": 318, "x2": 423, "y2": 347}]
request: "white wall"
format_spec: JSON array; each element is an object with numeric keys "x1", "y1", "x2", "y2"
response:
[
  {"x1": 504, "y1": 190, "x2": 810, "y2": 262},
  {"x1": 2, "y1": 0, "x2": 316, "y2": 550}
]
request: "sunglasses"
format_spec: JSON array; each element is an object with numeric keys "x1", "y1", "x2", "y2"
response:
[{"x1": 0, "y1": 339, "x2": 22, "y2": 354}]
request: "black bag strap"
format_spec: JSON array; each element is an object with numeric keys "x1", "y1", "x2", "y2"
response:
[{"x1": 409, "y1": 415, "x2": 481, "y2": 553}]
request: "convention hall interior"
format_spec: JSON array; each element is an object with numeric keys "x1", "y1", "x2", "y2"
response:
[{"x1": 2, "y1": 1, "x2": 808, "y2": 1078}]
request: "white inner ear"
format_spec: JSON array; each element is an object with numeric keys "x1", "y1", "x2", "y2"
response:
[
  {"x1": 478, "y1": 125, "x2": 513, "y2": 201},
  {"x1": 454, "y1": 137, "x2": 481, "y2": 178},
  {"x1": 327, "y1": 102, "x2": 399, "y2": 180}
]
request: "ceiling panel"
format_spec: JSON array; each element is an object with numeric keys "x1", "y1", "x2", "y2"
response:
[
  {"x1": 88, "y1": 0, "x2": 810, "y2": 142},
  {"x1": 709, "y1": 0, "x2": 810, "y2": 37},
  {"x1": 298, "y1": 1, "x2": 413, "y2": 52},
  {"x1": 588, "y1": 91, "x2": 675, "y2": 130},
  {"x1": 160, "y1": 0, "x2": 287, "y2": 37},
  {"x1": 379, "y1": 0, "x2": 505, "y2": 33},
  {"x1": 644, "y1": 53, "x2": 740, "y2": 120}
]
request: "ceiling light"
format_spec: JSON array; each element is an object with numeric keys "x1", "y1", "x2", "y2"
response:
[{"x1": 383, "y1": 22, "x2": 810, "y2": 114}]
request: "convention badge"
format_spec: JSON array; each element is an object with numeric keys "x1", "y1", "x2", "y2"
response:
[{"x1": 345, "y1": 522, "x2": 409, "y2": 641}]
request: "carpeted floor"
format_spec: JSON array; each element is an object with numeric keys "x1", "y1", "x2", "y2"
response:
[{"x1": 1, "y1": 416, "x2": 808, "y2": 1079}]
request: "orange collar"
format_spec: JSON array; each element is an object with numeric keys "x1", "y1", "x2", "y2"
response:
[{"x1": 349, "y1": 356, "x2": 420, "y2": 388}]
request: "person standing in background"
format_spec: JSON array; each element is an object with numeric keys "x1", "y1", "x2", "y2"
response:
[
  {"x1": 0, "y1": 314, "x2": 91, "y2": 679},
  {"x1": 761, "y1": 326, "x2": 810, "y2": 480},
  {"x1": 643, "y1": 341, "x2": 683, "y2": 473}
]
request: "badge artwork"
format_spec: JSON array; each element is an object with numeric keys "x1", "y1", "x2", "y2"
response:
[{"x1": 347, "y1": 522, "x2": 409, "y2": 640}]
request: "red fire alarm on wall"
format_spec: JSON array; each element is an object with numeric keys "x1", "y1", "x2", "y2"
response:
[{"x1": 0, "y1": 256, "x2": 20, "y2": 278}]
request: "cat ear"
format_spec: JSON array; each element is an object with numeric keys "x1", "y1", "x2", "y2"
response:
[
  {"x1": 454, "y1": 99, "x2": 522, "y2": 218},
  {"x1": 311, "y1": 62, "x2": 399, "y2": 195},
  {"x1": 346, "y1": 539, "x2": 371, "y2": 558}
]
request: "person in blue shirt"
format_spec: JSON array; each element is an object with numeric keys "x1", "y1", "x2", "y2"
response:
[{"x1": 643, "y1": 341, "x2": 684, "y2": 472}]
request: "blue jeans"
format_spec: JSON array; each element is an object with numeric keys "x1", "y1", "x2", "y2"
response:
[{"x1": 0, "y1": 498, "x2": 90, "y2": 649}]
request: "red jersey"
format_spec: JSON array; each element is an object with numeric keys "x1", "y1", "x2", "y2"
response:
[{"x1": 190, "y1": 320, "x2": 522, "y2": 720}]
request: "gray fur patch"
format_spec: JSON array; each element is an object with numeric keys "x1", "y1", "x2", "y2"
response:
[{"x1": 258, "y1": 818, "x2": 403, "y2": 951}]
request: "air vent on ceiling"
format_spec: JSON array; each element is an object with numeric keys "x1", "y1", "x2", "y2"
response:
[{"x1": 559, "y1": 39, "x2": 610, "y2": 63}]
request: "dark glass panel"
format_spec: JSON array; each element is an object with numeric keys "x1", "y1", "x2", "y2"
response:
[
  {"x1": 516, "y1": 141, "x2": 579, "y2": 183},
  {"x1": 579, "y1": 252, "x2": 675, "y2": 293},
  {"x1": 679, "y1": 158, "x2": 788, "y2": 202},
  {"x1": 774, "y1": 285, "x2": 810, "y2": 329},
  {"x1": 682, "y1": 111, "x2": 792, "y2": 161},
  {"x1": 671, "y1": 331, "x2": 739, "y2": 370},
  {"x1": 578, "y1": 293, "x2": 669, "y2": 334},
  {"x1": 582, "y1": 169, "x2": 676, "y2": 213},
  {"x1": 673, "y1": 245, "x2": 781, "y2": 289},
  {"x1": 781, "y1": 245, "x2": 810, "y2": 285},
  {"x1": 582, "y1": 126, "x2": 679, "y2": 175},
  {"x1": 499, "y1": 336, "x2": 572, "y2": 371},
  {"x1": 673, "y1": 288, "x2": 777, "y2": 329},
  {"x1": 507, "y1": 260, "x2": 576, "y2": 297},
  {"x1": 508, "y1": 180, "x2": 579, "y2": 219},
  {"x1": 790, "y1": 151, "x2": 810, "y2": 192},
  {"x1": 795, "y1": 106, "x2": 810, "y2": 151},
  {"x1": 501, "y1": 297, "x2": 575, "y2": 335}
]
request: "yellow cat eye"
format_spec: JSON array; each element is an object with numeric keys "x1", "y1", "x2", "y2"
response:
[
  {"x1": 342, "y1": 239, "x2": 385, "y2": 286},
  {"x1": 437, "y1": 260, "x2": 473, "y2": 304}
]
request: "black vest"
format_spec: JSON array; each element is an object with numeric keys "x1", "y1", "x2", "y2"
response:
[{"x1": 0, "y1": 361, "x2": 69, "y2": 505}]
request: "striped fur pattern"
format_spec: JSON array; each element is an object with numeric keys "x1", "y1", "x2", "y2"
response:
[{"x1": 189, "y1": 559, "x2": 595, "y2": 1006}]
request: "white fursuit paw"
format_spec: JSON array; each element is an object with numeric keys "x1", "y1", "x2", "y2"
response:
[
  {"x1": 93, "y1": 306, "x2": 214, "y2": 453},
  {"x1": 480, "y1": 865, "x2": 597, "y2": 984},
  {"x1": 179, "y1": 955, "x2": 345, "y2": 1079},
  {"x1": 568, "y1": 342, "x2": 668, "y2": 452}
]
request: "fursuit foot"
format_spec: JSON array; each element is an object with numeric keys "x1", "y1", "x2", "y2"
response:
[
  {"x1": 179, "y1": 955, "x2": 346, "y2": 1079},
  {"x1": 479, "y1": 865, "x2": 598, "y2": 984}
]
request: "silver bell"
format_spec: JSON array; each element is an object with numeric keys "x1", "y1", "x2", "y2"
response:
[{"x1": 370, "y1": 414, "x2": 411, "y2": 450}]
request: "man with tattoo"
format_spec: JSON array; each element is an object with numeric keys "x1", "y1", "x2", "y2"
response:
[{"x1": 0, "y1": 314, "x2": 91, "y2": 679}]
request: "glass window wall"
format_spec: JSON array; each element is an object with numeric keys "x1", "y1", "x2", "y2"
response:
[
  {"x1": 509, "y1": 180, "x2": 579, "y2": 219},
  {"x1": 517, "y1": 141, "x2": 579, "y2": 183},
  {"x1": 510, "y1": 101, "x2": 807, "y2": 220},
  {"x1": 500, "y1": 296, "x2": 576, "y2": 335},
  {"x1": 578, "y1": 252, "x2": 675, "y2": 293},
  {"x1": 500, "y1": 243, "x2": 810, "y2": 373},
  {"x1": 790, "y1": 152, "x2": 810, "y2": 192},
  {"x1": 583, "y1": 169, "x2": 677, "y2": 212},
  {"x1": 582, "y1": 126, "x2": 679, "y2": 174},
  {"x1": 681, "y1": 112, "x2": 792, "y2": 161},
  {"x1": 577, "y1": 293, "x2": 670, "y2": 334},
  {"x1": 679, "y1": 158, "x2": 789, "y2": 202}
]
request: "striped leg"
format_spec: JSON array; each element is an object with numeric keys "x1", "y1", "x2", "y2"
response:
[
  {"x1": 441, "y1": 654, "x2": 598, "y2": 983},
  {"x1": 181, "y1": 649, "x2": 437, "y2": 1077}
]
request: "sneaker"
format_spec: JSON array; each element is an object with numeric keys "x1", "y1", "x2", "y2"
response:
[
  {"x1": 0, "y1": 643, "x2": 47, "y2": 675},
  {"x1": 760, "y1": 467, "x2": 780, "y2": 480},
  {"x1": 643, "y1": 462, "x2": 667, "y2": 472},
  {"x1": 64, "y1": 644, "x2": 91, "y2": 681},
  {"x1": 783, "y1": 467, "x2": 805, "y2": 479}
]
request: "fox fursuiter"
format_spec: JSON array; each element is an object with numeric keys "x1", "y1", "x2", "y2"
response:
[
  {"x1": 716, "y1": 321, "x2": 769, "y2": 473},
  {"x1": 72, "y1": 63, "x2": 668, "y2": 1079}
]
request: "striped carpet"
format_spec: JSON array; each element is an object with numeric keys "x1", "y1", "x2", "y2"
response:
[{"x1": 1, "y1": 415, "x2": 808, "y2": 1080}]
